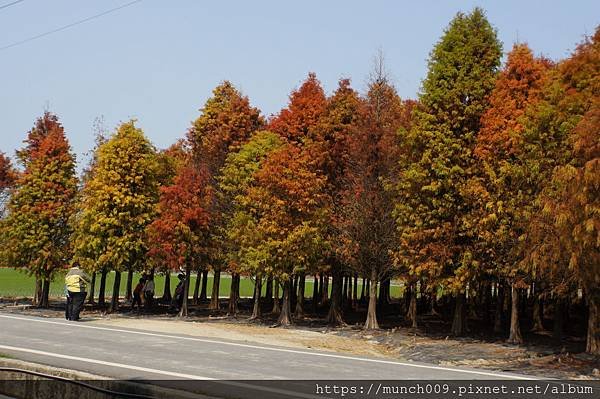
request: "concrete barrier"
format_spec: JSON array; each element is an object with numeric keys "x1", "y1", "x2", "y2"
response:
[{"x1": 0, "y1": 358, "x2": 213, "y2": 399}]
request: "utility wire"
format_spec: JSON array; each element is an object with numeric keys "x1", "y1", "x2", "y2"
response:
[
  {"x1": 0, "y1": 0, "x2": 25, "y2": 11},
  {"x1": 0, "y1": 0, "x2": 142, "y2": 51}
]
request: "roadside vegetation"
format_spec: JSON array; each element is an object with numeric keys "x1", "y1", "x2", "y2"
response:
[{"x1": 1, "y1": 8, "x2": 598, "y2": 358}]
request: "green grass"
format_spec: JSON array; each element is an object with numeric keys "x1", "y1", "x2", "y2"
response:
[{"x1": 0, "y1": 267, "x2": 405, "y2": 299}]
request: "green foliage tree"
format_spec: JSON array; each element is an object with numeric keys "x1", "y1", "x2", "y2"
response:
[
  {"x1": 72, "y1": 121, "x2": 158, "y2": 311},
  {"x1": 218, "y1": 131, "x2": 284, "y2": 318},
  {"x1": 395, "y1": 8, "x2": 502, "y2": 336}
]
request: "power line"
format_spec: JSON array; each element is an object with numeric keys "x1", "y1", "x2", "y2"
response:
[
  {"x1": 0, "y1": 0, "x2": 25, "y2": 11},
  {"x1": 0, "y1": 0, "x2": 142, "y2": 51}
]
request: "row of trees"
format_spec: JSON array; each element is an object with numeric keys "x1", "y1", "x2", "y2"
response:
[{"x1": 0, "y1": 8, "x2": 598, "y2": 354}]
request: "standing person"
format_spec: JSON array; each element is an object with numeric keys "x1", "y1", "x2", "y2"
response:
[
  {"x1": 131, "y1": 277, "x2": 145, "y2": 312},
  {"x1": 143, "y1": 274, "x2": 155, "y2": 310},
  {"x1": 65, "y1": 262, "x2": 90, "y2": 321},
  {"x1": 173, "y1": 273, "x2": 186, "y2": 311},
  {"x1": 64, "y1": 285, "x2": 72, "y2": 320}
]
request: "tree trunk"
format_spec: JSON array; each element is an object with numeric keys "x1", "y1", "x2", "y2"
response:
[
  {"x1": 277, "y1": 279, "x2": 293, "y2": 326},
  {"x1": 360, "y1": 277, "x2": 366, "y2": 303},
  {"x1": 364, "y1": 268, "x2": 379, "y2": 330},
  {"x1": 250, "y1": 277, "x2": 262, "y2": 320},
  {"x1": 482, "y1": 281, "x2": 491, "y2": 324},
  {"x1": 326, "y1": 267, "x2": 344, "y2": 326},
  {"x1": 193, "y1": 268, "x2": 201, "y2": 305},
  {"x1": 209, "y1": 270, "x2": 220, "y2": 310},
  {"x1": 87, "y1": 273, "x2": 96, "y2": 304},
  {"x1": 318, "y1": 274, "x2": 324, "y2": 303},
  {"x1": 33, "y1": 278, "x2": 42, "y2": 306},
  {"x1": 161, "y1": 272, "x2": 172, "y2": 302},
  {"x1": 378, "y1": 278, "x2": 390, "y2": 308},
  {"x1": 503, "y1": 283, "x2": 511, "y2": 316},
  {"x1": 402, "y1": 284, "x2": 410, "y2": 315},
  {"x1": 291, "y1": 275, "x2": 298, "y2": 309},
  {"x1": 553, "y1": 298, "x2": 564, "y2": 343},
  {"x1": 352, "y1": 274, "x2": 358, "y2": 309},
  {"x1": 494, "y1": 283, "x2": 504, "y2": 334},
  {"x1": 342, "y1": 275, "x2": 348, "y2": 304},
  {"x1": 366, "y1": 279, "x2": 371, "y2": 299},
  {"x1": 39, "y1": 278, "x2": 50, "y2": 308},
  {"x1": 228, "y1": 273, "x2": 240, "y2": 317},
  {"x1": 312, "y1": 274, "x2": 319, "y2": 312},
  {"x1": 272, "y1": 280, "x2": 281, "y2": 314},
  {"x1": 265, "y1": 275, "x2": 273, "y2": 301},
  {"x1": 295, "y1": 273, "x2": 305, "y2": 318},
  {"x1": 178, "y1": 267, "x2": 191, "y2": 317},
  {"x1": 321, "y1": 274, "x2": 329, "y2": 303},
  {"x1": 427, "y1": 291, "x2": 439, "y2": 316},
  {"x1": 507, "y1": 283, "x2": 523, "y2": 344},
  {"x1": 199, "y1": 269, "x2": 208, "y2": 301},
  {"x1": 98, "y1": 269, "x2": 108, "y2": 307},
  {"x1": 109, "y1": 271, "x2": 121, "y2": 313},
  {"x1": 451, "y1": 292, "x2": 467, "y2": 336},
  {"x1": 407, "y1": 283, "x2": 417, "y2": 328},
  {"x1": 346, "y1": 275, "x2": 353, "y2": 309},
  {"x1": 531, "y1": 292, "x2": 545, "y2": 332},
  {"x1": 586, "y1": 292, "x2": 599, "y2": 355},
  {"x1": 125, "y1": 269, "x2": 133, "y2": 301}
]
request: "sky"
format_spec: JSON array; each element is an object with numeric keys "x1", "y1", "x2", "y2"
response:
[{"x1": 1, "y1": 0, "x2": 599, "y2": 171}]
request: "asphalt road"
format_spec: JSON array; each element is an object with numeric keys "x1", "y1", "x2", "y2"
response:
[{"x1": 0, "y1": 312, "x2": 536, "y2": 398}]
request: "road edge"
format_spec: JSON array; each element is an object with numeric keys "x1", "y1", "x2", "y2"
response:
[{"x1": 0, "y1": 357, "x2": 215, "y2": 399}]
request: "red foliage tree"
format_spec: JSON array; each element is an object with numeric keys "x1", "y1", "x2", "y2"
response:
[
  {"x1": 314, "y1": 78, "x2": 362, "y2": 324},
  {"x1": 269, "y1": 72, "x2": 327, "y2": 144},
  {"x1": 147, "y1": 165, "x2": 213, "y2": 316},
  {"x1": 339, "y1": 63, "x2": 405, "y2": 329}
]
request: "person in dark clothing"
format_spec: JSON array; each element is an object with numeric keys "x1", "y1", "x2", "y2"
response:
[
  {"x1": 65, "y1": 288, "x2": 72, "y2": 320},
  {"x1": 173, "y1": 273, "x2": 186, "y2": 311},
  {"x1": 65, "y1": 262, "x2": 90, "y2": 321},
  {"x1": 132, "y1": 277, "x2": 145, "y2": 311}
]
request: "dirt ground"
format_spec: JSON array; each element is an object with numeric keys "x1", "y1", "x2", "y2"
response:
[{"x1": 2, "y1": 297, "x2": 598, "y2": 380}]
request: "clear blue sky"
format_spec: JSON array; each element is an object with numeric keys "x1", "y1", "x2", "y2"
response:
[{"x1": 1, "y1": 0, "x2": 599, "y2": 171}]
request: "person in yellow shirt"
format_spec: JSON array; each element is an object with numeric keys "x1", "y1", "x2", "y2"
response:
[{"x1": 65, "y1": 262, "x2": 90, "y2": 321}]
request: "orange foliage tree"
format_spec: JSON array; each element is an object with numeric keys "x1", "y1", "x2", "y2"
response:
[
  {"x1": 246, "y1": 143, "x2": 329, "y2": 326},
  {"x1": 472, "y1": 43, "x2": 551, "y2": 343},
  {"x1": 269, "y1": 72, "x2": 327, "y2": 145}
]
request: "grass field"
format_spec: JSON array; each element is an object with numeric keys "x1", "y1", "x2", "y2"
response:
[{"x1": 0, "y1": 268, "x2": 404, "y2": 299}]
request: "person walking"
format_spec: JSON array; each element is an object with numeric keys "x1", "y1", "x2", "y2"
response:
[{"x1": 65, "y1": 262, "x2": 90, "y2": 321}]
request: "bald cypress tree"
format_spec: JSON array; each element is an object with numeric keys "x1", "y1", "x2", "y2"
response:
[
  {"x1": 395, "y1": 8, "x2": 502, "y2": 336},
  {"x1": 1, "y1": 113, "x2": 78, "y2": 307},
  {"x1": 72, "y1": 121, "x2": 158, "y2": 312}
]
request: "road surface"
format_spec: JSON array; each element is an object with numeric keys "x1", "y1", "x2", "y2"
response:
[{"x1": 0, "y1": 312, "x2": 536, "y2": 397}]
